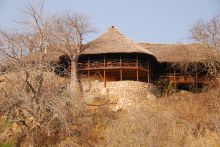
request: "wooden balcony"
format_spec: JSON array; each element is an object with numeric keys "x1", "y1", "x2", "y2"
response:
[
  {"x1": 78, "y1": 59, "x2": 149, "y2": 72},
  {"x1": 78, "y1": 54, "x2": 152, "y2": 87},
  {"x1": 159, "y1": 73, "x2": 209, "y2": 84}
]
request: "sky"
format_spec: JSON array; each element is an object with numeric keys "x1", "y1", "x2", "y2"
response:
[{"x1": 0, "y1": 0, "x2": 219, "y2": 44}]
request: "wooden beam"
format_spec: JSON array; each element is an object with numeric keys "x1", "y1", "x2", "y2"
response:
[
  {"x1": 120, "y1": 70, "x2": 123, "y2": 81},
  {"x1": 80, "y1": 67, "x2": 149, "y2": 72},
  {"x1": 104, "y1": 70, "x2": 106, "y2": 87}
]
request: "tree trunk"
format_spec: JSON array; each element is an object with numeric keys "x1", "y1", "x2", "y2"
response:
[{"x1": 69, "y1": 58, "x2": 80, "y2": 95}]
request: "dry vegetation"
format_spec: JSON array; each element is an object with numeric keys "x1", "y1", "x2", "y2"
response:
[
  {"x1": 101, "y1": 89, "x2": 220, "y2": 147},
  {"x1": 0, "y1": 71, "x2": 77, "y2": 146},
  {"x1": 0, "y1": 2, "x2": 220, "y2": 147},
  {"x1": 1, "y1": 72, "x2": 220, "y2": 146}
]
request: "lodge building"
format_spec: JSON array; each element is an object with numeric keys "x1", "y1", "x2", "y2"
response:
[
  {"x1": 76, "y1": 26, "x2": 220, "y2": 89},
  {"x1": 78, "y1": 26, "x2": 157, "y2": 87}
]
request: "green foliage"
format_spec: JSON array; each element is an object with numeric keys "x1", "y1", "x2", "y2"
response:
[
  {"x1": 162, "y1": 81, "x2": 177, "y2": 96},
  {"x1": 62, "y1": 90, "x2": 71, "y2": 98},
  {"x1": 0, "y1": 141, "x2": 15, "y2": 147},
  {"x1": 0, "y1": 117, "x2": 10, "y2": 132}
]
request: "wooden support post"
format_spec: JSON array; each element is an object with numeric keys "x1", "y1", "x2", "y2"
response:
[
  {"x1": 120, "y1": 70, "x2": 123, "y2": 81},
  {"x1": 136, "y1": 55, "x2": 139, "y2": 81},
  {"x1": 104, "y1": 55, "x2": 106, "y2": 87},
  {"x1": 104, "y1": 70, "x2": 106, "y2": 87},
  {"x1": 120, "y1": 55, "x2": 122, "y2": 81}
]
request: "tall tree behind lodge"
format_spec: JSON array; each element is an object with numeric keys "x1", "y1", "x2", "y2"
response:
[
  {"x1": 191, "y1": 15, "x2": 220, "y2": 50},
  {"x1": 185, "y1": 15, "x2": 220, "y2": 77},
  {"x1": 0, "y1": 2, "x2": 94, "y2": 94},
  {"x1": 48, "y1": 12, "x2": 94, "y2": 94}
]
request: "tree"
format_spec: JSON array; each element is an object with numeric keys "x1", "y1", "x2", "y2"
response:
[
  {"x1": 48, "y1": 12, "x2": 94, "y2": 94},
  {"x1": 0, "y1": 2, "x2": 93, "y2": 145},
  {"x1": 190, "y1": 15, "x2": 220, "y2": 50},
  {"x1": 190, "y1": 15, "x2": 220, "y2": 77},
  {"x1": 4, "y1": 2, "x2": 93, "y2": 93}
]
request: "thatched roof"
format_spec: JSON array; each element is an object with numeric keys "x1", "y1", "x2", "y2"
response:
[
  {"x1": 81, "y1": 26, "x2": 154, "y2": 56},
  {"x1": 20, "y1": 27, "x2": 220, "y2": 64},
  {"x1": 139, "y1": 43, "x2": 220, "y2": 63}
]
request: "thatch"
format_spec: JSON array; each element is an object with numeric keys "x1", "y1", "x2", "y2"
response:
[
  {"x1": 139, "y1": 43, "x2": 220, "y2": 63},
  {"x1": 20, "y1": 27, "x2": 220, "y2": 64},
  {"x1": 81, "y1": 26, "x2": 154, "y2": 56}
]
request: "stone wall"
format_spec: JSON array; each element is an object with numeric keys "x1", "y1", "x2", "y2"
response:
[{"x1": 82, "y1": 80, "x2": 156, "y2": 110}]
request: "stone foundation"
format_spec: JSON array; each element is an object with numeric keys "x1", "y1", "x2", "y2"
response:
[{"x1": 82, "y1": 80, "x2": 156, "y2": 110}]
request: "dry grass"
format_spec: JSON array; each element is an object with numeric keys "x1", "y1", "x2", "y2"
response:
[
  {"x1": 102, "y1": 89, "x2": 220, "y2": 147},
  {"x1": 1, "y1": 71, "x2": 220, "y2": 146}
]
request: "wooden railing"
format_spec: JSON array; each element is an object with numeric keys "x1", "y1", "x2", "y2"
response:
[
  {"x1": 159, "y1": 73, "x2": 209, "y2": 84},
  {"x1": 78, "y1": 59, "x2": 149, "y2": 71}
]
